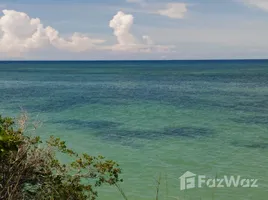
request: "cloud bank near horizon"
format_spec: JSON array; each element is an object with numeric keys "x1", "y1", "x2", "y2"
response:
[
  {"x1": 0, "y1": 0, "x2": 268, "y2": 60},
  {"x1": 0, "y1": 10, "x2": 106, "y2": 56},
  {"x1": 0, "y1": 9, "x2": 170, "y2": 57}
]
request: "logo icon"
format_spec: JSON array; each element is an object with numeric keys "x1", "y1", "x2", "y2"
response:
[{"x1": 179, "y1": 171, "x2": 196, "y2": 190}]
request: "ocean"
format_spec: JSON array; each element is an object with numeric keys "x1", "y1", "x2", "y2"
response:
[{"x1": 0, "y1": 60, "x2": 268, "y2": 200}]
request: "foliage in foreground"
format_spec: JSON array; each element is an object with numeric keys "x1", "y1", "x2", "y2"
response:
[{"x1": 0, "y1": 114, "x2": 122, "y2": 200}]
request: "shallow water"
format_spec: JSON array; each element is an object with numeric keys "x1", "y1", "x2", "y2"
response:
[{"x1": 0, "y1": 60, "x2": 268, "y2": 200}]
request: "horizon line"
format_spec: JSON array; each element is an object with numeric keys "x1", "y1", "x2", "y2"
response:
[{"x1": 0, "y1": 59, "x2": 268, "y2": 62}]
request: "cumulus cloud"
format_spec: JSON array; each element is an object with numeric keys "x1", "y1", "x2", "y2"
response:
[
  {"x1": 109, "y1": 11, "x2": 147, "y2": 51},
  {"x1": 0, "y1": 10, "x2": 49, "y2": 56},
  {"x1": 109, "y1": 11, "x2": 171, "y2": 52},
  {"x1": 0, "y1": 9, "x2": 105, "y2": 56},
  {"x1": 158, "y1": 3, "x2": 187, "y2": 19},
  {"x1": 0, "y1": 9, "x2": 170, "y2": 57},
  {"x1": 109, "y1": 11, "x2": 137, "y2": 46},
  {"x1": 241, "y1": 0, "x2": 268, "y2": 11}
]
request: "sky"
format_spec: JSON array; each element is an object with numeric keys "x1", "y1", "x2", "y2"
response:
[{"x1": 0, "y1": 0, "x2": 268, "y2": 60}]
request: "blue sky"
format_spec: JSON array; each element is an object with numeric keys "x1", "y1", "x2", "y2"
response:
[{"x1": 0, "y1": 0, "x2": 268, "y2": 60}]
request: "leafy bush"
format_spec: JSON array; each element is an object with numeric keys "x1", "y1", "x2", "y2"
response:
[
  {"x1": 0, "y1": 116, "x2": 22, "y2": 154},
  {"x1": 0, "y1": 114, "x2": 122, "y2": 200}
]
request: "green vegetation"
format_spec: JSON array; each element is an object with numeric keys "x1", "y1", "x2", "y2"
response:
[{"x1": 0, "y1": 114, "x2": 123, "y2": 200}]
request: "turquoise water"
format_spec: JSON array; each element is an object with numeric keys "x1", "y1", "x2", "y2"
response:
[{"x1": 0, "y1": 60, "x2": 268, "y2": 200}]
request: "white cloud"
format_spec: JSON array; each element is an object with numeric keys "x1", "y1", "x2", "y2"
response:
[
  {"x1": 45, "y1": 27, "x2": 105, "y2": 52},
  {"x1": 0, "y1": 10, "x2": 49, "y2": 56},
  {"x1": 158, "y1": 3, "x2": 187, "y2": 19},
  {"x1": 0, "y1": 9, "x2": 170, "y2": 57},
  {"x1": 241, "y1": 0, "x2": 268, "y2": 11},
  {"x1": 109, "y1": 11, "x2": 137, "y2": 46},
  {"x1": 126, "y1": 1, "x2": 188, "y2": 19},
  {"x1": 109, "y1": 11, "x2": 171, "y2": 52},
  {"x1": 0, "y1": 9, "x2": 105, "y2": 56}
]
